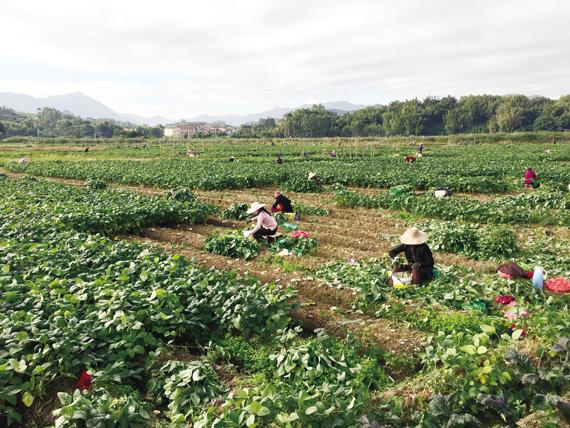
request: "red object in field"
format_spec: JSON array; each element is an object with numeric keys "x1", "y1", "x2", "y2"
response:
[
  {"x1": 510, "y1": 324, "x2": 527, "y2": 336},
  {"x1": 495, "y1": 295, "x2": 515, "y2": 305},
  {"x1": 544, "y1": 277, "x2": 570, "y2": 293},
  {"x1": 405, "y1": 156, "x2": 416, "y2": 163},
  {"x1": 76, "y1": 370, "x2": 93, "y2": 391},
  {"x1": 290, "y1": 230, "x2": 310, "y2": 238}
]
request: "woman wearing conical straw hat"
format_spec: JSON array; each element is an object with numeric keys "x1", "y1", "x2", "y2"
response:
[
  {"x1": 389, "y1": 227, "x2": 434, "y2": 285},
  {"x1": 307, "y1": 172, "x2": 321, "y2": 185},
  {"x1": 244, "y1": 202, "x2": 278, "y2": 241}
]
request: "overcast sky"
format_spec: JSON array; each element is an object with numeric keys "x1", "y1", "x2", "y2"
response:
[{"x1": 1, "y1": 0, "x2": 569, "y2": 118}]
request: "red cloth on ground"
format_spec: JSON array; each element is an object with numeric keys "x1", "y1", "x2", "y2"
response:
[
  {"x1": 495, "y1": 295, "x2": 515, "y2": 305},
  {"x1": 76, "y1": 370, "x2": 93, "y2": 391},
  {"x1": 544, "y1": 277, "x2": 570, "y2": 293},
  {"x1": 290, "y1": 231, "x2": 310, "y2": 238}
]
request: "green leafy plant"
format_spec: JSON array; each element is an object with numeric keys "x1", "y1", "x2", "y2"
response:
[
  {"x1": 294, "y1": 203, "x2": 330, "y2": 216},
  {"x1": 204, "y1": 231, "x2": 261, "y2": 259},
  {"x1": 221, "y1": 203, "x2": 249, "y2": 220},
  {"x1": 269, "y1": 235, "x2": 317, "y2": 256},
  {"x1": 164, "y1": 187, "x2": 198, "y2": 203},
  {"x1": 281, "y1": 175, "x2": 323, "y2": 193},
  {"x1": 478, "y1": 226, "x2": 518, "y2": 259},
  {"x1": 53, "y1": 385, "x2": 151, "y2": 428},
  {"x1": 147, "y1": 359, "x2": 225, "y2": 424}
]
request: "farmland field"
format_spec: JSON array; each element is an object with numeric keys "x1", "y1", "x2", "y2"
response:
[{"x1": 1, "y1": 137, "x2": 570, "y2": 427}]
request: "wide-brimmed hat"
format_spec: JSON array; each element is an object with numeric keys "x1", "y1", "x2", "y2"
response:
[
  {"x1": 308, "y1": 172, "x2": 317, "y2": 180},
  {"x1": 246, "y1": 202, "x2": 265, "y2": 215},
  {"x1": 400, "y1": 227, "x2": 428, "y2": 245}
]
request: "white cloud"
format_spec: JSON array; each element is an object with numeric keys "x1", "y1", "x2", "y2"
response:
[{"x1": 1, "y1": 0, "x2": 569, "y2": 117}]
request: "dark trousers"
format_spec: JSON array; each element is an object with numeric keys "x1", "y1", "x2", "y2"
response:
[{"x1": 253, "y1": 227, "x2": 278, "y2": 241}]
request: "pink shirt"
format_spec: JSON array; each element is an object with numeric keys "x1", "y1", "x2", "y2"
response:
[
  {"x1": 251, "y1": 211, "x2": 277, "y2": 234},
  {"x1": 524, "y1": 169, "x2": 538, "y2": 184}
]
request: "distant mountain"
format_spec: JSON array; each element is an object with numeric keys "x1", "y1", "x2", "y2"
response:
[
  {"x1": 0, "y1": 92, "x2": 367, "y2": 127},
  {"x1": 119, "y1": 113, "x2": 175, "y2": 127},
  {"x1": 188, "y1": 107, "x2": 291, "y2": 127},
  {"x1": 0, "y1": 92, "x2": 174, "y2": 126},
  {"x1": 186, "y1": 102, "x2": 366, "y2": 126}
]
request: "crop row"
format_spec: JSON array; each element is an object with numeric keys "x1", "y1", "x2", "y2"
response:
[
  {"x1": 6, "y1": 146, "x2": 569, "y2": 193},
  {"x1": 4, "y1": 141, "x2": 570, "y2": 192},
  {"x1": 0, "y1": 177, "x2": 215, "y2": 237},
  {"x1": 334, "y1": 186, "x2": 570, "y2": 226}
]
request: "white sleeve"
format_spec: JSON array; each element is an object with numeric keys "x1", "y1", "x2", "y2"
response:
[{"x1": 250, "y1": 213, "x2": 263, "y2": 234}]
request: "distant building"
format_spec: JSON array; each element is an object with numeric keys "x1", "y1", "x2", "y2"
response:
[
  {"x1": 165, "y1": 124, "x2": 201, "y2": 138},
  {"x1": 164, "y1": 123, "x2": 235, "y2": 138}
]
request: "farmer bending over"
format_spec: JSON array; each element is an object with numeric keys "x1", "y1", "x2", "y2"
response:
[
  {"x1": 389, "y1": 227, "x2": 434, "y2": 284},
  {"x1": 244, "y1": 202, "x2": 278, "y2": 241},
  {"x1": 308, "y1": 172, "x2": 321, "y2": 185},
  {"x1": 272, "y1": 192, "x2": 294, "y2": 213},
  {"x1": 524, "y1": 167, "x2": 540, "y2": 188}
]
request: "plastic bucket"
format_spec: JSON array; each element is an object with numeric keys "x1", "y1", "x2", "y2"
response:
[{"x1": 392, "y1": 274, "x2": 412, "y2": 289}]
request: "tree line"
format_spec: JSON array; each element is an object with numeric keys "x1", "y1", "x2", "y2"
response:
[
  {"x1": 0, "y1": 107, "x2": 164, "y2": 139},
  {"x1": 234, "y1": 95, "x2": 570, "y2": 138}
]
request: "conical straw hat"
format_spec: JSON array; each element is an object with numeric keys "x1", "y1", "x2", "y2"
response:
[
  {"x1": 400, "y1": 227, "x2": 428, "y2": 245},
  {"x1": 246, "y1": 202, "x2": 265, "y2": 215}
]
